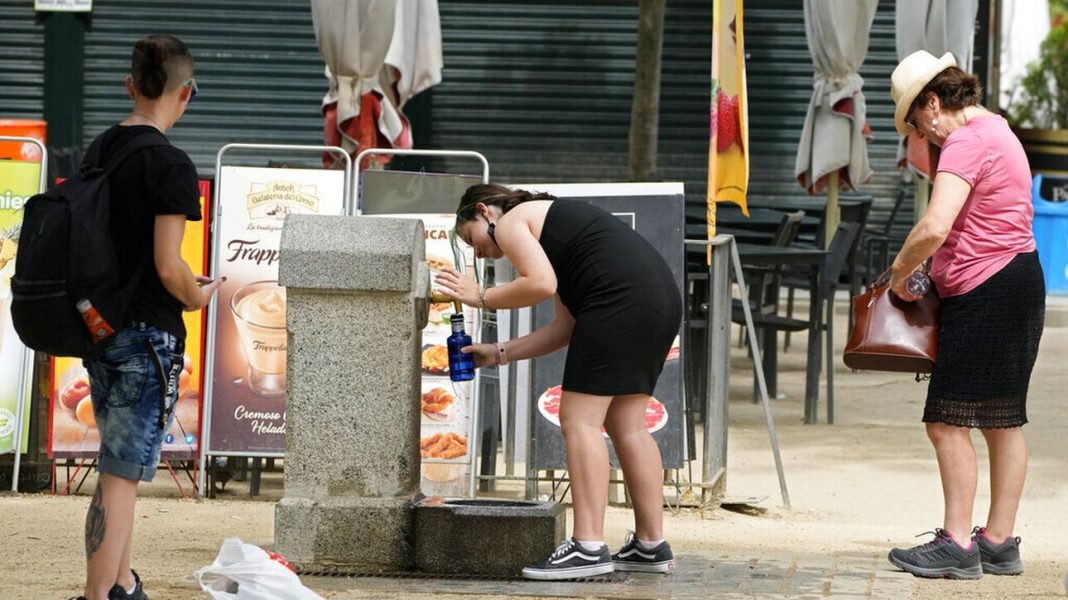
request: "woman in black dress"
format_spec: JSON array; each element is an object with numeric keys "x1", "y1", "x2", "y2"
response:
[{"x1": 435, "y1": 184, "x2": 682, "y2": 580}]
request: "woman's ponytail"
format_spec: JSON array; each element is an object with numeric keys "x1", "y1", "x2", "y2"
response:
[{"x1": 455, "y1": 184, "x2": 556, "y2": 223}]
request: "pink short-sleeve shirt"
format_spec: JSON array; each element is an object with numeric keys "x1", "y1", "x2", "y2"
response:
[{"x1": 931, "y1": 115, "x2": 1035, "y2": 297}]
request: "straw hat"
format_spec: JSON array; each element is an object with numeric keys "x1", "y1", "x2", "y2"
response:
[{"x1": 890, "y1": 50, "x2": 957, "y2": 135}]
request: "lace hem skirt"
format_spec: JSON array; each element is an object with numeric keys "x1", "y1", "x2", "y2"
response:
[{"x1": 923, "y1": 252, "x2": 1045, "y2": 429}]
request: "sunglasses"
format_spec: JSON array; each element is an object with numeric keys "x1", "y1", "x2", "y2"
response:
[{"x1": 183, "y1": 77, "x2": 198, "y2": 102}]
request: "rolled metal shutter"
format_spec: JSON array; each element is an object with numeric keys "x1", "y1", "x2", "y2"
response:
[
  {"x1": 431, "y1": 0, "x2": 905, "y2": 232},
  {"x1": 76, "y1": 0, "x2": 906, "y2": 227},
  {"x1": 744, "y1": 1, "x2": 905, "y2": 232},
  {"x1": 82, "y1": 0, "x2": 325, "y2": 176},
  {"x1": 430, "y1": 0, "x2": 640, "y2": 182},
  {"x1": 0, "y1": 1, "x2": 45, "y2": 119}
]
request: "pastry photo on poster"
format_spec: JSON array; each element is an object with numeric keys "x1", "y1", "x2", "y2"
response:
[
  {"x1": 50, "y1": 356, "x2": 203, "y2": 458},
  {"x1": 208, "y1": 166, "x2": 345, "y2": 455},
  {"x1": 375, "y1": 213, "x2": 476, "y2": 496}
]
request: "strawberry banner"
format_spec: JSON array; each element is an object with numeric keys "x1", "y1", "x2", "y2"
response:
[{"x1": 708, "y1": 0, "x2": 750, "y2": 243}]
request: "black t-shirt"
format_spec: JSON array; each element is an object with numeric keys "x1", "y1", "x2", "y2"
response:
[{"x1": 81, "y1": 124, "x2": 202, "y2": 340}]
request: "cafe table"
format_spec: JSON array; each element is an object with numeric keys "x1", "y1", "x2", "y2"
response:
[{"x1": 734, "y1": 243, "x2": 828, "y2": 424}]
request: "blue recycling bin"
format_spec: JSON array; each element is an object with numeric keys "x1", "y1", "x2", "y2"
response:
[{"x1": 1032, "y1": 174, "x2": 1068, "y2": 294}]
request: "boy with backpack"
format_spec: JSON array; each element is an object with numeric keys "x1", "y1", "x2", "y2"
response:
[{"x1": 16, "y1": 35, "x2": 220, "y2": 600}]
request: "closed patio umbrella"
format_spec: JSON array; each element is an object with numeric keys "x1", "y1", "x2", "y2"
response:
[
  {"x1": 794, "y1": 0, "x2": 877, "y2": 247},
  {"x1": 894, "y1": 0, "x2": 978, "y2": 218},
  {"x1": 312, "y1": 0, "x2": 442, "y2": 169}
]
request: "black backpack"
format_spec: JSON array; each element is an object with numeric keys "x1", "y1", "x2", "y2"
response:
[{"x1": 11, "y1": 132, "x2": 169, "y2": 358}]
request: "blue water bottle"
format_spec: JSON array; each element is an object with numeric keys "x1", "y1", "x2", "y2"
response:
[{"x1": 447, "y1": 314, "x2": 475, "y2": 381}]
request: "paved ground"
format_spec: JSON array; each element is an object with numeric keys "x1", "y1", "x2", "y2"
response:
[
  {"x1": 306, "y1": 552, "x2": 913, "y2": 600},
  {"x1": 3, "y1": 297, "x2": 1067, "y2": 599}
]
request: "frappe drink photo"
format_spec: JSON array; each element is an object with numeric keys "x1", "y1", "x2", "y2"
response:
[{"x1": 230, "y1": 280, "x2": 287, "y2": 397}]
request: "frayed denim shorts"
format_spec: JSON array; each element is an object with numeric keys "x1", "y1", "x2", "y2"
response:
[{"x1": 83, "y1": 322, "x2": 185, "y2": 482}]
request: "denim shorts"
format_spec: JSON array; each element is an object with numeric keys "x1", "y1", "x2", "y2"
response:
[{"x1": 83, "y1": 322, "x2": 185, "y2": 482}]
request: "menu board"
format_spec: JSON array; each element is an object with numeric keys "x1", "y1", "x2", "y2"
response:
[
  {"x1": 48, "y1": 181, "x2": 213, "y2": 459},
  {"x1": 524, "y1": 184, "x2": 687, "y2": 469},
  {"x1": 205, "y1": 167, "x2": 345, "y2": 456},
  {"x1": 0, "y1": 160, "x2": 40, "y2": 455},
  {"x1": 374, "y1": 213, "x2": 477, "y2": 497}
]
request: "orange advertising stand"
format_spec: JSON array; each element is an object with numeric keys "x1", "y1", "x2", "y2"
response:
[
  {"x1": 0, "y1": 120, "x2": 46, "y2": 161},
  {"x1": 47, "y1": 180, "x2": 213, "y2": 498}
]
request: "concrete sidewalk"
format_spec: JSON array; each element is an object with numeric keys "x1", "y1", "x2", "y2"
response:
[
  {"x1": 4, "y1": 298, "x2": 1065, "y2": 599},
  {"x1": 307, "y1": 552, "x2": 912, "y2": 599}
]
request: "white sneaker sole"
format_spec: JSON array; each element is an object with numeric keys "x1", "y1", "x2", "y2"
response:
[
  {"x1": 521, "y1": 562, "x2": 616, "y2": 580},
  {"x1": 613, "y1": 558, "x2": 677, "y2": 573}
]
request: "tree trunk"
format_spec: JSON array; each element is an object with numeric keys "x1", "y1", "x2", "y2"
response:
[{"x1": 628, "y1": 0, "x2": 666, "y2": 181}]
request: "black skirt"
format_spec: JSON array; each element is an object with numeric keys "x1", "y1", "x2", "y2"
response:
[
  {"x1": 538, "y1": 200, "x2": 683, "y2": 396},
  {"x1": 923, "y1": 251, "x2": 1045, "y2": 429}
]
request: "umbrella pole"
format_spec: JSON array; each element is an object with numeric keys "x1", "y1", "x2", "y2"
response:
[
  {"x1": 824, "y1": 170, "x2": 839, "y2": 248},
  {"x1": 914, "y1": 177, "x2": 929, "y2": 224}
]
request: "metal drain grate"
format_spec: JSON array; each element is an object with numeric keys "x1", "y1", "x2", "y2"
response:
[{"x1": 299, "y1": 565, "x2": 628, "y2": 584}]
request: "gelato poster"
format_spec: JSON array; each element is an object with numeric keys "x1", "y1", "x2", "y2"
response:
[
  {"x1": 373, "y1": 213, "x2": 477, "y2": 497},
  {"x1": 0, "y1": 160, "x2": 40, "y2": 455},
  {"x1": 206, "y1": 167, "x2": 345, "y2": 455},
  {"x1": 48, "y1": 180, "x2": 213, "y2": 459}
]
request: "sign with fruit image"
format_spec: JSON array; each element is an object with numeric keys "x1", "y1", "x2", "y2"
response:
[
  {"x1": 48, "y1": 354, "x2": 202, "y2": 458},
  {"x1": 0, "y1": 159, "x2": 41, "y2": 454},
  {"x1": 47, "y1": 180, "x2": 213, "y2": 459},
  {"x1": 707, "y1": 0, "x2": 749, "y2": 241}
]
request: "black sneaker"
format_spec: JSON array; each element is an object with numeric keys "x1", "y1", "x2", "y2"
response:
[
  {"x1": 888, "y1": 528, "x2": 982, "y2": 579},
  {"x1": 521, "y1": 537, "x2": 615, "y2": 580},
  {"x1": 108, "y1": 569, "x2": 149, "y2": 600},
  {"x1": 611, "y1": 531, "x2": 677, "y2": 573},
  {"x1": 973, "y1": 527, "x2": 1024, "y2": 575}
]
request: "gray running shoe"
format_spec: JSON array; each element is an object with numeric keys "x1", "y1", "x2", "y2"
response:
[
  {"x1": 973, "y1": 527, "x2": 1023, "y2": 575},
  {"x1": 521, "y1": 537, "x2": 615, "y2": 580},
  {"x1": 888, "y1": 529, "x2": 982, "y2": 579},
  {"x1": 611, "y1": 530, "x2": 677, "y2": 573}
]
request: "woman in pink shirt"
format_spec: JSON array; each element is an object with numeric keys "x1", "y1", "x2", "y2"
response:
[{"x1": 884, "y1": 51, "x2": 1045, "y2": 580}]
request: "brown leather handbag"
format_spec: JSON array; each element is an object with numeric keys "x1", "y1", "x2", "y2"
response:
[{"x1": 843, "y1": 268, "x2": 939, "y2": 373}]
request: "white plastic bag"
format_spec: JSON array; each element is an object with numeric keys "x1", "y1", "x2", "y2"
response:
[{"x1": 195, "y1": 538, "x2": 323, "y2": 600}]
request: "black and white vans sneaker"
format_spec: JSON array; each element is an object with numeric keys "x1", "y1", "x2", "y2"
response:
[
  {"x1": 109, "y1": 569, "x2": 149, "y2": 600},
  {"x1": 521, "y1": 537, "x2": 615, "y2": 580},
  {"x1": 611, "y1": 530, "x2": 677, "y2": 573}
]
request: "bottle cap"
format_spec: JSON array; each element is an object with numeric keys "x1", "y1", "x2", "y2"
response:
[{"x1": 75, "y1": 299, "x2": 91, "y2": 312}]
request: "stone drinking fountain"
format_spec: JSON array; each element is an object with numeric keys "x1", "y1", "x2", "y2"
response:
[{"x1": 274, "y1": 214, "x2": 563, "y2": 576}]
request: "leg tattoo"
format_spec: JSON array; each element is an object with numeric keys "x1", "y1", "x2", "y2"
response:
[{"x1": 85, "y1": 482, "x2": 106, "y2": 558}]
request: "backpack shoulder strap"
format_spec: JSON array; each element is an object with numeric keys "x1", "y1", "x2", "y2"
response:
[
  {"x1": 98, "y1": 130, "x2": 176, "y2": 318},
  {"x1": 98, "y1": 130, "x2": 172, "y2": 176}
]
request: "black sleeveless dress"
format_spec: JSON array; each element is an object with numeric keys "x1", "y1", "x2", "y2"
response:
[{"x1": 538, "y1": 200, "x2": 682, "y2": 396}]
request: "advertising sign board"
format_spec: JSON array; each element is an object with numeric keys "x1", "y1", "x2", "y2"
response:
[
  {"x1": 49, "y1": 181, "x2": 212, "y2": 459},
  {"x1": 0, "y1": 160, "x2": 40, "y2": 455},
  {"x1": 522, "y1": 183, "x2": 687, "y2": 469},
  {"x1": 205, "y1": 167, "x2": 345, "y2": 455}
]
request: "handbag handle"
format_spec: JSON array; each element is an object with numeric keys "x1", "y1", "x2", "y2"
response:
[{"x1": 870, "y1": 258, "x2": 932, "y2": 291}]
